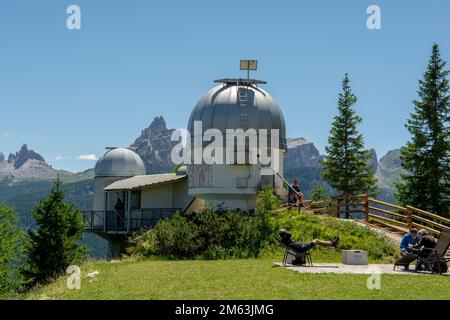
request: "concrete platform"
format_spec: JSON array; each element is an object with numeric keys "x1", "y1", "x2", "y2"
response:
[{"x1": 275, "y1": 263, "x2": 449, "y2": 276}]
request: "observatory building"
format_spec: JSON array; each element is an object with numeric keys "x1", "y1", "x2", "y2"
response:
[
  {"x1": 187, "y1": 78, "x2": 287, "y2": 210},
  {"x1": 85, "y1": 66, "x2": 287, "y2": 257}
]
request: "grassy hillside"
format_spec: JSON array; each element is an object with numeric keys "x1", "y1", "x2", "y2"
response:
[
  {"x1": 270, "y1": 210, "x2": 398, "y2": 263},
  {"x1": 23, "y1": 211, "x2": 443, "y2": 300},
  {"x1": 24, "y1": 258, "x2": 450, "y2": 300}
]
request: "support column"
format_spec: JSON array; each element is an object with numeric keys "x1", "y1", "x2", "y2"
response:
[
  {"x1": 106, "y1": 237, "x2": 127, "y2": 259},
  {"x1": 103, "y1": 191, "x2": 108, "y2": 232},
  {"x1": 127, "y1": 190, "x2": 132, "y2": 233}
]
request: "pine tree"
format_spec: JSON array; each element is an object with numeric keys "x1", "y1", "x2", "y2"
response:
[
  {"x1": 311, "y1": 184, "x2": 329, "y2": 201},
  {"x1": 321, "y1": 74, "x2": 377, "y2": 203},
  {"x1": 396, "y1": 44, "x2": 450, "y2": 215},
  {"x1": 0, "y1": 204, "x2": 25, "y2": 298},
  {"x1": 22, "y1": 177, "x2": 86, "y2": 286}
]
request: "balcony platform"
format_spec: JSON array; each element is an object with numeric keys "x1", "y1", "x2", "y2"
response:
[{"x1": 82, "y1": 208, "x2": 181, "y2": 235}]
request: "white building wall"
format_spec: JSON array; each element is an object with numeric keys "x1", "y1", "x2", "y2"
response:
[
  {"x1": 187, "y1": 148, "x2": 284, "y2": 210},
  {"x1": 141, "y1": 184, "x2": 174, "y2": 208},
  {"x1": 138, "y1": 179, "x2": 194, "y2": 211},
  {"x1": 93, "y1": 177, "x2": 131, "y2": 211},
  {"x1": 93, "y1": 177, "x2": 128, "y2": 229},
  {"x1": 172, "y1": 179, "x2": 194, "y2": 210},
  {"x1": 211, "y1": 164, "x2": 260, "y2": 189}
]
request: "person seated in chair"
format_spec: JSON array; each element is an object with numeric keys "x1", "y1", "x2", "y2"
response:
[
  {"x1": 414, "y1": 229, "x2": 438, "y2": 271},
  {"x1": 278, "y1": 229, "x2": 339, "y2": 254}
]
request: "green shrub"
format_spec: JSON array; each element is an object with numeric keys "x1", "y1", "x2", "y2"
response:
[
  {"x1": 128, "y1": 187, "x2": 280, "y2": 259},
  {"x1": 128, "y1": 186, "x2": 398, "y2": 263},
  {"x1": 128, "y1": 207, "x2": 277, "y2": 259}
]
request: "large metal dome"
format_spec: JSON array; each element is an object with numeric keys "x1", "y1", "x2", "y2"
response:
[
  {"x1": 188, "y1": 79, "x2": 287, "y2": 150},
  {"x1": 94, "y1": 147, "x2": 146, "y2": 178}
]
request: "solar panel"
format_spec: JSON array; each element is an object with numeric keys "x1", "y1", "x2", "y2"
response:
[{"x1": 240, "y1": 60, "x2": 258, "y2": 70}]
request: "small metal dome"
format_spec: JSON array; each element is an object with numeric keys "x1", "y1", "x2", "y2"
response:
[
  {"x1": 188, "y1": 79, "x2": 287, "y2": 150},
  {"x1": 94, "y1": 147, "x2": 146, "y2": 178},
  {"x1": 176, "y1": 165, "x2": 187, "y2": 175}
]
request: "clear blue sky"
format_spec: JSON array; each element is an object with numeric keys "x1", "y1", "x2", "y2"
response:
[{"x1": 1, "y1": 0, "x2": 449, "y2": 172}]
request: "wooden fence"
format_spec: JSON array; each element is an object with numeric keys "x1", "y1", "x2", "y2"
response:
[{"x1": 303, "y1": 194, "x2": 450, "y2": 236}]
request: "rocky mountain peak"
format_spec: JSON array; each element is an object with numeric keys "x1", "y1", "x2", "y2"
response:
[
  {"x1": 148, "y1": 116, "x2": 167, "y2": 133},
  {"x1": 285, "y1": 137, "x2": 321, "y2": 168},
  {"x1": 368, "y1": 148, "x2": 378, "y2": 172},
  {"x1": 7, "y1": 144, "x2": 46, "y2": 169},
  {"x1": 0, "y1": 152, "x2": 4, "y2": 162},
  {"x1": 131, "y1": 116, "x2": 178, "y2": 174},
  {"x1": 376, "y1": 148, "x2": 404, "y2": 191}
]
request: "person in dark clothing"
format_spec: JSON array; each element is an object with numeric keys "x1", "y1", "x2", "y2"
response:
[
  {"x1": 114, "y1": 198, "x2": 125, "y2": 229},
  {"x1": 414, "y1": 229, "x2": 438, "y2": 271},
  {"x1": 278, "y1": 229, "x2": 339, "y2": 254},
  {"x1": 290, "y1": 180, "x2": 304, "y2": 206},
  {"x1": 416, "y1": 229, "x2": 437, "y2": 252}
]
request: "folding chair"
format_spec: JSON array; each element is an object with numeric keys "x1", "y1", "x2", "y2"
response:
[
  {"x1": 276, "y1": 236, "x2": 313, "y2": 267},
  {"x1": 416, "y1": 230, "x2": 450, "y2": 274},
  {"x1": 282, "y1": 246, "x2": 313, "y2": 267}
]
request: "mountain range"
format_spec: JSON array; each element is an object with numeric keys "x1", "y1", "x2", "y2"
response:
[
  {"x1": 0, "y1": 144, "x2": 94, "y2": 184},
  {"x1": 0, "y1": 116, "x2": 404, "y2": 256},
  {"x1": 0, "y1": 116, "x2": 404, "y2": 204}
]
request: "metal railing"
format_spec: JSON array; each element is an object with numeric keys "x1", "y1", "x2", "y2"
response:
[
  {"x1": 269, "y1": 168, "x2": 304, "y2": 212},
  {"x1": 82, "y1": 208, "x2": 182, "y2": 233},
  {"x1": 82, "y1": 211, "x2": 104, "y2": 231},
  {"x1": 128, "y1": 208, "x2": 181, "y2": 232}
]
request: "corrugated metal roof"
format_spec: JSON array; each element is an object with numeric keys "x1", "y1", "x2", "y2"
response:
[{"x1": 104, "y1": 173, "x2": 186, "y2": 191}]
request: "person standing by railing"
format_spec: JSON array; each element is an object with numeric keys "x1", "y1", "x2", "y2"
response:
[
  {"x1": 114, "y1": 198, "x2": 125, "y2": 230},
  {"x1": 290, "y1": 180, "x2": 304, "y2": 207}
]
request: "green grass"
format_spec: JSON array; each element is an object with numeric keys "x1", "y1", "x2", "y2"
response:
[
  {"x1": 269, "y1": 210, "x2": 399, "y2": 263},
  {"x1": 24, "y1": 258, "x2": 450, "y2": 300},
  {"x1": 21, "y1": 211, "x2": 448, "y2": 300}
]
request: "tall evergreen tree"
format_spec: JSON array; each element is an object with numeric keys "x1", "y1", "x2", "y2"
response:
[
  {"x1": 22, "y1": 177, "x2": 86, "y2": 287},
  {"x1": 321, "y1": 74, "x2": 377, "y2": 202},
  {"x1": 396, "y1": 44, "x2": 450, "y2": 215}
]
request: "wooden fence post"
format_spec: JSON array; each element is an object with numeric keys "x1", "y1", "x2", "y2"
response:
[
  {"x1": 344, "y1": 194, "x2": 349, "y2": 219},
  {"x1": 364, "y1": 195, "x2": 369, "y2": 221},
  {"x1": 406, "y1": 205, "x2": 413, "y2": 229},
  {"x1": 335, "y1": 198, "x2": 340, "y2": 218}
]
